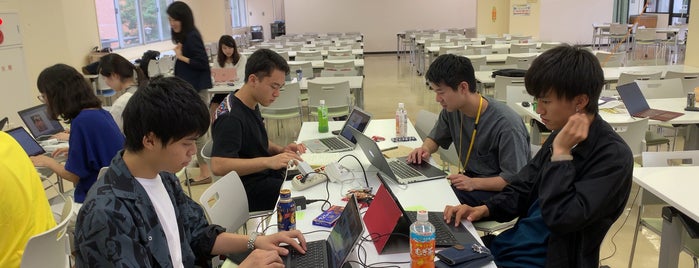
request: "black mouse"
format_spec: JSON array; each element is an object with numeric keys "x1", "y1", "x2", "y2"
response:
[{"x1": 522, "y1": 101, "x2": 530, "y2": 107}]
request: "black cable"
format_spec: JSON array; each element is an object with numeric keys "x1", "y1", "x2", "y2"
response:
[
  {"x1": 599, "y1": 185, "x2": 641, "y2": 264},
  {"x1": 303, "y1": 171, "x2": 333, "y2": 211},
  {"x1": 338, "y1": 154, "x2": 369, "y2": 188}
]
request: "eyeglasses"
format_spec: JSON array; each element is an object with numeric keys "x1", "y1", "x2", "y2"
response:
[{"x1": 37, "y1": 94, "x2": 46, "y2": 103}]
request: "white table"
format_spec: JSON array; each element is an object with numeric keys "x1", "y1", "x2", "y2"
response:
[
  {"x1": 633, "y1": 166, "x2": 699, "y2": 268},
  {"x1": 209, "y1": 76, "x2": 366, "y2": 108},
  {"x1": 242, "y1": 49, "x2": 364, "y2": 59},
  {"x1": 290, "y1": 119, "x2": 495, "y2": 267},
  {"x1": 475, "y1": 65, "x2": 699, "y2": 85}
]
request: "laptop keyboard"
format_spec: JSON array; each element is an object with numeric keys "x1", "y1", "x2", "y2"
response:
[
  {"x1": 286, "y1": 241, "x2": 328, "y2": 268},
  {"x1": 319, "y1": 137, "x2": 348, "y2": 150},
  {"x1": 406, "y1": 211, "x2": 460, "y2": 246},
  {"x1": 389, "y1": 160, "x2": 422, "y2": 179}
]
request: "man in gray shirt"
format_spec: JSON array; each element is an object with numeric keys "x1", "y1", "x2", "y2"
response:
[{"x1": 407, "y1": 54, "x2": 530, "y2": 206}]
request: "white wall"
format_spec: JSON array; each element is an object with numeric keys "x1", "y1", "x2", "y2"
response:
[
  {"x1": 539, "y1": 0, "x2": 613, "y2": 44},
  {"x1": 285, "y1": 0, "x2": 477, "y2": 52}
]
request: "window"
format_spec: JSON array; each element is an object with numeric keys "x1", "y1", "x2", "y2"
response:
[
  {"x1": 95, "y1": 0, "x2": 173, "y2": 49},
  {"x1": 231, "y1": 0, "x2": 248, "y2": 28}
]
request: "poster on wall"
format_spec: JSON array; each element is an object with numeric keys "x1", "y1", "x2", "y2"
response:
[{"x1": 513, "y1": 4, "x2": 531, "y2": 16}]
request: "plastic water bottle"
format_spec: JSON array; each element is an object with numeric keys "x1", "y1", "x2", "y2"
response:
[
  {"x1": 396, "y1": 103, "x2": 408, "y2": 137},
  {"x1": 318, "y1": 100, "x2": 329, "y2": 133},
  {"x1": 410, "y1": 210, "x2": 435, "y2": 268}
]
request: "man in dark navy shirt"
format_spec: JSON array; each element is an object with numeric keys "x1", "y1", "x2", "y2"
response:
[{"x1": 211, "y1": 49, "x2": 305, "y2": 212}]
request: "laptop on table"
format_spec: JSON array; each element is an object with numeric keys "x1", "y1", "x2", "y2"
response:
[
  {"x1": 6, "y1": 127, "x2": 47, "y2": 157},
  {"x1": 617, "y1": 82, "x2": 684, "y2": 121},
  {"x1": 284, "y1": 194, "x2": 364, "y2": 268},
  {"x1": 349, "y1": 126, "x2": 446, "y2": 184},
  {"x1": 211, "y1": 68, "x2": 238, "y2": 83},
  {"x1": 302, "y1": 107, "x2": 371, "y2": 153},
  {"x1": 17, "y1": 104, "x2": 65, "y2": 140}
]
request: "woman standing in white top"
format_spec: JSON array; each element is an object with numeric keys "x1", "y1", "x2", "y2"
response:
[
  {"x1": 99, "y1": 53, "x2": 146, "y2": 132},
  {"x1": 210, "y1": 35, "x2": 247, "y2": 115}
]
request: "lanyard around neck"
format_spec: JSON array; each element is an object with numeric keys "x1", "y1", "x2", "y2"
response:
[{"x1": 458, "y1": 96, "x2": 483, "y2": 173}]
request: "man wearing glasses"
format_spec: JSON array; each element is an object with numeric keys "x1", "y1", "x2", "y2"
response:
[{"x1": 210, "y1": 49, "x2": 306, "y2": 212}]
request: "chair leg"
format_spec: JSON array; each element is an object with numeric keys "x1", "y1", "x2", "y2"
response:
[{"x1": 628, "y1": 207, "x2": 644, "y2": 268}]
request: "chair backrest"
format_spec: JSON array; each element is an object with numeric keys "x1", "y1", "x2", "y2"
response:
[
  {"x1": 97, "y1": 166, "x2": 109, "y2": 181},
  {"x1": 466, "y1": 55, "x2": 487, "y2": 71},
  {"x1": 288, "y1": 61, "x2": 314, "y2": 78},
  {"x1": 540, "y1": 42, "x2": 561, "y2": 51},
  {"x1": 617, "y1": 71, "x2": 662, "y2": 86},
  {"x1": 199, "y1": 171, "x2": 249, "y2": 232},
  {"x1": 415, "y1": 110, "x2": 438, "y2": 140},
  {"x1": 295, "y1": 50, "x2": 323, "y2": 61},
  {"x1": 509, "y1": 43, "x2": 537, "y2": 54},
  {"x1": 609, "y1": 23, "x2": 629, "y2": 35},
  {"x1": 201, "y1": 139, "x2": 213, "y2": 161},
  {"x1": 485, "y1": 36, "x2": 505, "y2": 44},
  {"x1": 610, "y1": 118, "x2": 649, "y2": 157},
  {"x1": 327, "y1": 49, "x2": 354, "y2": 60},
  {"x1": 424, "y1": 38, "x2": 445, "y2": 47},
  {"x1": 20, "y1": 197, "x2": 74, "y2": 268},
  {"x1": 494, "y1": 76, "x2": 525, "y2": 102},
  {"x1": 329, "y1": 45, "x2": 352, "y2": 51},
  {"x1": 510, "y1": 35, "x2": 532, "y2": 43},
  {"x1": 635, "y1": 28, "x2": 658, "y2": 42},
  {"x1": 439, "y1": 45, "x2": 466, "y2": 56},
  {"x1": 470, "y1": 44, "x2": 492, "y2": 55},
  {"x1": 635, "y1": 78, "x2": 685, "y2": 99},
  {"x1": 307, "y1": 81, "x2": 351, "y2": 111},
  {"x1": 505, "y1": 85, "x2": 533, "y2": 116},
  {"x1": 665, "y1": 71, "x2": 699, "y2": 94},
  {"x1": 260, "y1": 82, "x2": 302, "y2": 116},
  {"x1": 479, "y1": 64, "x2": 518, "y2": 71},
  {"x1": 324, "y1": 60, "x2": 355, "y2": 70},
  {"x1": 274, "y1": 51, "x2": 290, "y2": 61},
  {"x1": 504, "y1": 54, "x2": 536, "y2": 66},
  {"x1": 595, "y1": 51, "x2": 625, "y2": 67}
]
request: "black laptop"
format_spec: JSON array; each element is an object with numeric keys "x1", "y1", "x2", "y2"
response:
[
  {"x1": 350, "y1": 126, "x2": 447, "y2": 184},
  {"x1": 6, "y1": 127, "x2": 47, "y2": 156},
  {"x1": 284, "y1": 194, "x2": 364, "y2": 268},
  {"x1": 617, "y1": 82, "x2": 684, "y2": 121},
  {"x1": 17, "y1": 104, "x2": 65, "y2": 140}
]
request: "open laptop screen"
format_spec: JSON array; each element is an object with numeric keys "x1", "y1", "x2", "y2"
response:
[
  {"x1": 17, "y1": 104, "x2": 65, "y2": 139},
  {"x1": 328, "y1": 195, "x2": 364, "y2": 267},
  {"x1": 617, "y1": 82, "x2": 651, "y2": 115},
  {"x1": 6, "y1": 127, "x2": 46, "y2": 156},
  {"x1": 338, "y1": 107, "x2": 371, "y2": 144}
]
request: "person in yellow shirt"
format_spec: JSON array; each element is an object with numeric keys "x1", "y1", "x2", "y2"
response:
[{"x1": 0, "y1": 131, "x2": 56, "y2": 267}]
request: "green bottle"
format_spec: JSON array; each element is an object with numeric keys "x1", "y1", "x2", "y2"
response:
[{"x1": 318, "y1": 99, "x2": 329, "y2": 133}]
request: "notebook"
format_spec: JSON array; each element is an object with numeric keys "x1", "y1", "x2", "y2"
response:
[
  {"x1": 6, "y1": 127, "x2": 47, "y2": 156},
  {"x1": 617, "y1": 82, "x2": 684, "y2": 121},
  {"x1": 284, "y1": 194, "x2": 364, "y2": 268},
  {"x1": 211, "y1": 68, "x2": 237, "y2": 83},
  {"x1": 17, "y1": 104, "x2": 65, "y2": 140},
  {"x1": 302, "y1": 107, "x2": 371, "y2": 153},
  {"x1": 363, "y1": 176, "x2": 479, "y2": 254},
  {"x1": 349, "y1": 126, "x2": 447, "y2": 184}
]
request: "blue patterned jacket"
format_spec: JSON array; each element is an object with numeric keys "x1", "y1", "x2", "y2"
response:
[{"x1": 74, "y1": 151, "x2": 224, "y2": 267}]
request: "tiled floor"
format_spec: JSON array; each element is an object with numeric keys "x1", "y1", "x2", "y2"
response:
[{"x1": 46, "y1": 51, "x2": 697, "y2": 267}]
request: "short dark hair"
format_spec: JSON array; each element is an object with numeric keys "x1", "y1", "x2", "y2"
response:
[
  {"x1": 99, "y1": 53, "x2": 147, "y2": 86},
  {"x1": 37, "y1": 64, "x2": 101, "y2": 123},
  {"x1": 425, "y1": 54, "x2": 477, "y2": 93},
  {"x1": 244, "y1": 49, "x2": 290, "y2": 83},
  {"x1": 167, "y1": 1, "x2": 196, "y2": 44},
  {"x1": 525, "y1": 44, "x2": 603, "y2": 114},
  {"x1": 217, "y1": 35, "x2": 240, "y2": 68},
  {"x1": 122, "y1": 76, "x2": 209, "y2": 152}
]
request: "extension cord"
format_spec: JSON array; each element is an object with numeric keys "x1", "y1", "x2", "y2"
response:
[{"x1": 291, "y1": 173, "x2": 327, "y2": 191}]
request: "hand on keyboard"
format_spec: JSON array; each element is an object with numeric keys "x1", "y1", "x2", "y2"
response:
[
  {"x1": 443, "y1": 204, "x2": 490, "y2": 227},
  {"x1": 238, "y1": 249, "x2": 283, "y2": 268}
]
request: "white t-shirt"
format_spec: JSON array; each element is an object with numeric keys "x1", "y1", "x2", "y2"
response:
[
  {"x1": 135, "y1": 175, "x2": 184, "y2": 268},
  {"x1": 109, "y1": 85, "x2": 137, "y2": 132}
]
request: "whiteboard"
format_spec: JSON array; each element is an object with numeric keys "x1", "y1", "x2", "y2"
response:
[{"x1": 284, "y1": 0, "x2": 477, "y2": 52}]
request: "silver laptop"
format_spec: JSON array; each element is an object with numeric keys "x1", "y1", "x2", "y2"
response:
[
  {"x1": 303, "y1": 107, "x2": 371, "y2": 153},
  {"x1": 349, "y1": 127, "x2": 447, "y2": 184},
  {"x1": 17, "y1": 104, "x2": 65, "y2": 141},
  {"x1": 284, "y1": 194, "x2": 364, "y2": 268}
]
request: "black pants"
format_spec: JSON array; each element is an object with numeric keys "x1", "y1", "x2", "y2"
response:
[{"x1": 244, "y1": 175, "x2": 284, "y2": 212}]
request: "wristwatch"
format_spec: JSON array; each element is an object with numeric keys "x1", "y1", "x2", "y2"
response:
[{"x1": 247, "y1": 232, "x2": 260, "y2": 250}]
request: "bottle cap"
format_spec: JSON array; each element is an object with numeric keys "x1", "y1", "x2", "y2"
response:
[
  {"x1": 320, "y1": 99, "x2": 325, "y2": 105},
  {"x1": 416, "y1": 210, "x2": 428, "y2": 222}
]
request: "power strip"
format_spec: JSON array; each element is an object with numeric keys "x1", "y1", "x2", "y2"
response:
[{"x1": 291, "y1": 173, "x2": 328, "y2": 191}]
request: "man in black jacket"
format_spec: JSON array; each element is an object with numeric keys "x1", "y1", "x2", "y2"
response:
[{"x1": 444, "y1": 44, "x2": 633, "y2": 267}]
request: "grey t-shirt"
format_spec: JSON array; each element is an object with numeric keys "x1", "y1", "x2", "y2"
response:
[{"x1": 428, "y1": 96, "x2": 530, "y2": 182}]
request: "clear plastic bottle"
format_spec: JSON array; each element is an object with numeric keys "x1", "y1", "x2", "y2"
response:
[
  {"x1": 410, "y1": 210, "x2": 435, "y2": 268},
  {"x1": 317, "y1": 99, "x2": 329, "y2": 133},
  {"x1": 396, "y1": 103, "x2": 408, "y2": 137}
]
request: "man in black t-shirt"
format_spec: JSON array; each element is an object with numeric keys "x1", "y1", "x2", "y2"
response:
[{"x1": 211, "y1": 49, "x2": 305, "y2": 212}]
